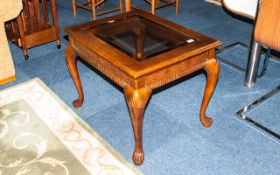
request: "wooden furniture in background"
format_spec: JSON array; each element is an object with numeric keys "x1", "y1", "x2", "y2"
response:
[
  {"x1": 145, "y1": 0, "x2": 179, "y2": 15},
  {"x1": 72, "y1": 0, "x2": 123, "y2": 20},
  {"x1": 64, "y1": 10, "x2": 221, "y2": 165},
  {"x1": 125, "y1": 0, "x2": 131, "y2": 11},
  {"x1": 5, "y1": 0, "x2": 61, "y2": 60}
]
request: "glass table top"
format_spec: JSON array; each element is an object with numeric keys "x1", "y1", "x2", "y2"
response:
[{"x1": 86, "y1": 15, "x2": 196, "y2": 60}]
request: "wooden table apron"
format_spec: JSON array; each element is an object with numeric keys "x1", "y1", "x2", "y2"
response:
[{"x1": 64, "y1": 11, "x2": 221, "y2": 166}]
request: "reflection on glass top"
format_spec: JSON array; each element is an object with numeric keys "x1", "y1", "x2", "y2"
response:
[{"x1": 87, "y1": 15, "x2": 196, "y2": 60}]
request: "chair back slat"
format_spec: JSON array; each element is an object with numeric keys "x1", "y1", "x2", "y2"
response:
[
  {"x1": 32, "y1": 0, "x2": 41, "y2": 26},
  {"x1": 21, "y1": 0, "x2": 52, "y2": 30},
  {"x1": 23, "y1": 0, "x2": 32, "y2": 28},
  {"x1": 41, "y1": 0, "x2": 49, "y2": 24},
  {"x1": 254, "y1": 0, "x2": 280, "y2": 51}
]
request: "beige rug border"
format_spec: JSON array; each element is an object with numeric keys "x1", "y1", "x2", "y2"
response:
[{"x1": 0, "y1": 78, "x2": 143, "y2": 175}]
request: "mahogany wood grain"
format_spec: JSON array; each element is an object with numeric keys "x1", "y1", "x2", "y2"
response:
[{"x1": 64, "y1": 10, "x2": 221, "y2": 165}]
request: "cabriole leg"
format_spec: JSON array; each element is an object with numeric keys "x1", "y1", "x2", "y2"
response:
[
  {"x1": 200, "y1": 58, "x2": 220, "y2": 127},
  {"x1": 124, "y1": 86, "x2": 152, "y2": 165},
  {"x1": 65, "y1": 44, "x2": 84, "y2": 108}
]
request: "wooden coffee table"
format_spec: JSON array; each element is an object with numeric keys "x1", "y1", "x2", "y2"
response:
[{"x1": 64, "y1": 9, "x2": 222, "y2": 165}]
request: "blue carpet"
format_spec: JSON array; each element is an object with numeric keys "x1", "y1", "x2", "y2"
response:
[{"x1": 2, "y1": 0, "x2": 280, "y2": 174}]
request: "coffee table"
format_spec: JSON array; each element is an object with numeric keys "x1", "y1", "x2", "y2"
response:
[{"x1": 64, "y1": 9, "x2": 222, "y2": 165}]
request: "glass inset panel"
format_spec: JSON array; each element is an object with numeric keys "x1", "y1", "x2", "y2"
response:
[{"x1": 87, "y1": 15, "x2": 195, "y2": 60}]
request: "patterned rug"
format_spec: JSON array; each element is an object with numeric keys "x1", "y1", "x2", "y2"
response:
[{"x1": 0, "y1": 78, "x2": 142, "y2": 175}]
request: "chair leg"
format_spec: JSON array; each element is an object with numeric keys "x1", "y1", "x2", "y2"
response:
[
  {"x1": 151, "y1": 0, "x2": 178, "y2": 15},
  {"x1": 257, "y1": 48, "x2": 270, "y2": 77},
  {"x1": 72, "y1": 0, "x2": 77, "y2": 17},
  {"x1": 91, "y1": 0, "x2": 96, "y2": 20},
  {"x1": 176, "y1": 0, "x2": 179, "y2": 16},
  {"x1": 23, "y1": 50, "x2": 29, "y2": 60},
  {"x1": 16, "y1": 13, "x2": 29, "y2": 60},
  {"x1": 244, "y1": 41, "x2": 262, "y2": 88},
  {"x1": 50, "y1": 0, "x2": 61, "y2": 49},
  {"x1": 125, "y1": 0, "x2": 131, "y2": 11},
  {"x1": 119, "y1": 0, "x2": 123, "y2": 13},
  {"x1": 151, "y1": 0, "x2": 156, "y2": 15}
]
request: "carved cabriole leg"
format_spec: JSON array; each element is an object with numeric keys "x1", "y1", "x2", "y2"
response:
[
  {"x1": 124, "y1": 86, "x2": 152, "y2": 165},
  {"x1": 200, "y1": 58, "x2": 220, "y2": 127},
  {"x1": 65, "y1": 44, "x2": 84, "y2": 108}
]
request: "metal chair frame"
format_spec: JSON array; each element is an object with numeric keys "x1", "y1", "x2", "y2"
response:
[
  {"x1": 236, "y1": 0, "x2": 280, "y2": 142},
  {"x1": 219, "y1": 0, "x2": 270, "y2": 78}
]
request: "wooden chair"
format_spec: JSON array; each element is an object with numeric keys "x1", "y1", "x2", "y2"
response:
[
  {"x1": 5, "y1": 0, "x2": 61, "y2": 60},
  {"x1": 145, "y1": 0, "x2": 179, "y2": 15},
  {"x1": 72, "y1": 0, "x2": 123, "y2": 20}
]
